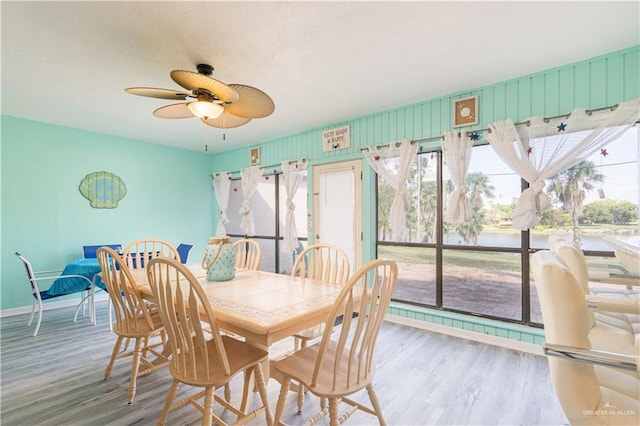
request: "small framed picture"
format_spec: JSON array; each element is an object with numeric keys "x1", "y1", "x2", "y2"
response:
[
  {"x1": 250, "y1": 147, "x2": 260, "y2": 165},
  {"x1": 453, "y1": 95, "x2": 479, "y2": 128}
]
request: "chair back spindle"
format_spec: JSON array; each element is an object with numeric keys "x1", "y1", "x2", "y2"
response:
[
  {"x1": 123, "y1": 239, "x2": 179, "y2": 270},
  {"x1": 312, "y1": 259, "x2": 397, "y2": 391},
  {"x1": 147, "y1": 258, "x2": 230, "y2": 382},
  {"x1": 232, "y1": 238, "x2": 262, "y2": 270},
  {"x1": 97, "y1": 247, "x2": 156, "y2": 335},
  {"x1": 292, "y1": 243, "x2": 350, "y2": 285}
]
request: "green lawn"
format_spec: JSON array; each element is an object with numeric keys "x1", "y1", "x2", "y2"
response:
[{"x1": 378, "y1": 245, "x2": 521, "y2": 272}]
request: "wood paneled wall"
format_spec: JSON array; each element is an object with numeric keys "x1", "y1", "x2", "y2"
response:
[{"x1": 211, "y1": 46, "x2": 639, "y2": 173}]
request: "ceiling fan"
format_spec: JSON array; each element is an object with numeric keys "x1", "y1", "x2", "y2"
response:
[{"x1": 125, "y1": 63, "x2": 275, "y2": 129}]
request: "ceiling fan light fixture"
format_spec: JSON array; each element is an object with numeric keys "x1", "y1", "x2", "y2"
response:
[{"x1": 188, "y1": 100, "x2": 224, "y2": 119}]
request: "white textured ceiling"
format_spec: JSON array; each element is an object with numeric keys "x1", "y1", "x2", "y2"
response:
[{"x1": 2, "y1": 1, "x2": 639, "y2": 154}]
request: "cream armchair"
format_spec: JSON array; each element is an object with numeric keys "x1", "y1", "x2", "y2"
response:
[
  {"x1": 548, "y1": 237, "x2": 639, "y2": 355},
  {"x1": 532, "y1": 250, "x2": 639, "y2": 425},
  {"x1": 548, "y1": 235, "x2": 639, "y2": 298}
]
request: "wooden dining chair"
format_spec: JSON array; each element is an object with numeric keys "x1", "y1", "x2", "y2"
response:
[
  {"x1": 14, "y1": 252, "x2": 95, "y2": 336},
  {"x1": 290, "y1": 243, "x2": 350, "y2": 412},
  {"x1": 146, "y1": 257, "x2": 273, "y2": 426},
  {"x1": 96, "y1": 247, "x2": 169, "y2": 404},
  {"x1": 122, "y1": 238, "x2": 180, "y2": 270},
  {"x1": 232, "y1": 238, "x2": 261, "y2": 270},
  {"x1": 273, "y1": 259, "x2": 398, "y2": 425},
  {"x1": 117, "y1": 239, "x2": 180, "y2": 330}
]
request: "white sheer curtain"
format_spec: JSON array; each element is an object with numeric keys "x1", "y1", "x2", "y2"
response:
[
  {"x1": 363, "y1": 139, "x2": 419, "y2": 241},
  {"x1": 485, "y1": 98, "x2": 639, "y2": 230},
  {"x1": 443, "y1": 131, "x2": 473, "y2": 223},
  {"x1": 212, "y1": 172, "x2": 231, "y2": 236},
  {"x1": 239, "y1": 166, "x2": 264, "y2": 236},
  {"x1": 281, "y1": 158, "x2": 308, "y2": 253}
]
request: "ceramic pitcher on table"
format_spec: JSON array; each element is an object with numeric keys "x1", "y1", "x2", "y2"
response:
[{"x1": 201, "y1": 236, "x2": 236, "y2": 282}]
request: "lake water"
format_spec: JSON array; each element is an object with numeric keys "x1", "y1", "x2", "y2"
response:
[{"x1": 444, "y1": 232, "x2": 633, "y2": 251}]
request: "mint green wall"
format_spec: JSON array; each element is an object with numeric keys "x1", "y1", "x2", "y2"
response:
[
  {"x1": 210, "y1": 46, "x2": 640, "y2": 264},
  {"x1": 1, "y1": 117, "x2": 214, "y2": 310},
  {"x1": 2, "y1": 46, "x2": 637, "y2": 314}
]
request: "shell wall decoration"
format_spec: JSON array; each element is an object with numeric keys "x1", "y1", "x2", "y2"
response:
[{"x1": 79, "y1": 171, "x2": 127, "y2": 208}]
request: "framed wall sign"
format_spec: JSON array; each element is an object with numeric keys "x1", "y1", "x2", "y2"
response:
[
  {"x1": 322, "y1": 124, "x2": 350, "y2": 152},
  {"x1": 453, "y1": 95, "x2": 479, "y2": 128},
  {"x1": 250, "y1": 147, "x2": 260, "y2": 165}
]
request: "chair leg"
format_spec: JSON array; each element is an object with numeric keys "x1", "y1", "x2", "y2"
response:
[
  {"x1": 328, "y1": 398, "x2": 339, "y2": 426},
  {"x1": 224, "y1": 383, "x2": 231, "y2": 402},
  {"x1": 127, "y1": 338, "x2": 144, "y2": 404},
  {"x1": 366, "y1": 384, "x2": 387, "y2": 425},
  {"x1": 240, "y1": 367, "x2": 252, "y2": 412},
  {"x1": 104, "y1": 336, "x2": 123, "y2": 380},
  {"x1": 33, "y1": 299, "x2": 43, "y2": 337},
  {"x1": 320, "y1": 397, "x2": 328, "y2": 410},
  {"x1": 253, "y1": 364, "x2": 273, "y2": 426},
  {"x1": 297, "y1": 339, "x2": 308, "y2": 414},
  {"x1": 73, "y1": 291, "x2": 91, "y2": 322},
  {"x1": 27, "y1": 299, "x2": 36, "y2": 326},
  {"x1": 158, "y1": 379, "x2": 180, "y2": 426},
  {"x1": 202, "y1": 386, "x2": 214, "y2": 426},
  {"x1": 91, "y1": 286, "x2": 96, "y2": 325},
  {"x1": 108, "y1": 298, "x2": 113, "y2": 331},
  {"x1": 274, "y1": 377, "x2": 291, "y2": 425}
]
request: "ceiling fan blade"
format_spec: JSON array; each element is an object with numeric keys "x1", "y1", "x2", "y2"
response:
[
  {"x1": 224, "y1": 84, "x2": 275, "y2": 119},
  {"x1": 170, "y1": 70, "x2": 239, "y2": 103},
  {"x1": 201, "y1": 110, "x2": 252, "y2": 129},
  {"x1": 153, "y1": 103, "x2": 194, "y2": 119},
  {"x1": 125, "y1": 87, "x2": 189, "y2": 100}
]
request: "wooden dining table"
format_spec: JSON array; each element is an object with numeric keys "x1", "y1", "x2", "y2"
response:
[
  {"x1": 133, "y1": 264, "x2": 343, "y2": 348},
  {"x1": 130, "y1": 263, "x2": 344, "y2": 408}
]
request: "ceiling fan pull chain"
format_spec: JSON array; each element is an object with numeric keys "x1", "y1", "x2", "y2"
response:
[{"x1": 204, "y1": 123, "x2": 208, "y2": 152}]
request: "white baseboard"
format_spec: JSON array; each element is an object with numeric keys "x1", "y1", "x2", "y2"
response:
[
  {"x1": 385, "y1": 313, "x2": 544, "y2": 356},
  {"x1": 0, "y1": 293, "x2": 109, "y2": 318}
]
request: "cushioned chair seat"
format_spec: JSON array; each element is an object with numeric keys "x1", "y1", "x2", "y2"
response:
[{"x1": 532, "y1": 249, "x2": 639, "y2": 426}]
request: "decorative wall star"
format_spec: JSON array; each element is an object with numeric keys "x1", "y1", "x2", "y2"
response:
[
  {"x1": 527, "y1": 147, "x2": 533, "y2": 155},
  {"x1": 601, "y1": 148, "x2": 609, "y2": 157},
  {"x1": 557, "y1": 122, "x2": 567, "y2": 132},
  {"x1": 264, "y1": 176, "x2": 270, "y2": 181},
  {"x1": 374, "y1": 155, "x2": 381, "y2": 161},
  {"x1": 470, "y1": 132, "x2": 479, "y2": 141}
]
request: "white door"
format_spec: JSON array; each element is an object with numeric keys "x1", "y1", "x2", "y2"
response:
[{"x1": 312, "y1": 160, "x2": 362, "y2": 270}]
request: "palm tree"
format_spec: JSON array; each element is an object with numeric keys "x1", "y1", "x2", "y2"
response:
[
  {"x1": 420, "y1": 180, "x2": 438, "y2": 243},
  {"x1": 546, "y1": 160, "x2": 604, "y2": 246},
  {"x1": 455, "y1": 172, "x2": 495, "y2": 245},
  {"x1": 377, "y1": 183, "x2": 395, "y2": 240},
  {"x1": 467, "y1": 172, "x2": 495, "y2": 208},
  {"x1": 455, "y1": 205, "x2": 485, "y2": 245}
]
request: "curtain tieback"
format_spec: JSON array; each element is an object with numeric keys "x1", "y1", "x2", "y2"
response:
[
  {"x1": 219, "y1": 211, "x2": 230, "y2": 224},
  {"x1": 239, "y1": 201, "x2": 251, "y2": 216},
  {"x1": 286, "y1": 199, "x2": 295, "y2": 211}
]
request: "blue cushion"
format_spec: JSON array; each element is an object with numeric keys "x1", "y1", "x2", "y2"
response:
[
  {"x1": 177, "y1": 244, "x2": 193, "y2": 264},
  {"x1": 83, "y1": 244, "x2": 122, "y2": 258}
]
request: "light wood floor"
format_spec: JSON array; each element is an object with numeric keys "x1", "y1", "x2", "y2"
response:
[{"x1": 0, "y1": 302, "x2": 567, "y2": 425}]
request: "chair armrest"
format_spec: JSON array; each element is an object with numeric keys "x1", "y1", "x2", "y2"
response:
[
  {"x1": 33, "y1": 269, "x2": 64, "y2": 275},
  {"x1": 588, "y1": 264, "x2": 640, "y2": 287},
  {"x1": 593, "y1": 275, "x2": 640, "y2": 287},
  {"x1": 585, "y1": 295, "x2": 640, "y2": 315},
  {"x1": 31, "y1": 274, "x2": 95, "y2": 285},
  {"x1": 543, "y1": 343, "x2": 638, "y2": 374}
]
